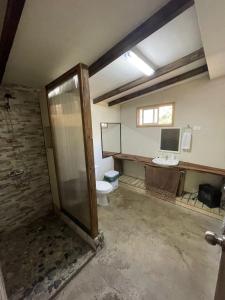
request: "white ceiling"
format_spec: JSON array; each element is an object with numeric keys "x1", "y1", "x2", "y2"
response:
[
  {"x1": 2, "y1": 0, "x2": 224, "y2": 103},
  {"x1": 101, "y1": 58, "x2": 207, "y2": 104},
  {"x1": 89, "y1": 55, "x2": 143, "y2": 99},
  {"x1": 136, "y1": 7, "x2": 202, "y2": 68},
  {"x1": 2, "y1": 0, "x2": 169, "y2": 87},
  {"x1": 90, "y1": 6, "x2": 204, "y2": 100},
  {"x1": 195, "y1": 0, "x2": 225, "y2": 79}
]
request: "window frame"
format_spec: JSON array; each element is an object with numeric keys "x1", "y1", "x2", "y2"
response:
[{"x1": 136, "y1": 102, "x2": 175, "y2": 127}]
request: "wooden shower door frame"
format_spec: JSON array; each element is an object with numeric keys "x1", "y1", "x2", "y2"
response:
[
  {"x1": 0, "y1": 267, "x2": 7, "y2": 300},
  {"x1": 45, "y1": 63, "x2": 98, "y2": 238}
]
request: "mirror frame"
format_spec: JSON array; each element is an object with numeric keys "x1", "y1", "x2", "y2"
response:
[{"x1": 100, "y1": 122, "x2": 121, "y2": 158}]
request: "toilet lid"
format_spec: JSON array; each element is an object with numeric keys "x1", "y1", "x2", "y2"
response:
[{"x1": 96, "y1": 181, "x2": 113, "y2": 193}]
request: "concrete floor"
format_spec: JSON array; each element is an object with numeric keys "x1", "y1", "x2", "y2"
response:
[{"x1": 56, "y1": 186, "x2": 222, "y2": 300}]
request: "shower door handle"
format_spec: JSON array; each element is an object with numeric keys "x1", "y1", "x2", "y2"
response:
[
  {"x1": 205, "y1": 230, "x2": 225, "y2": 300},
  {"x1": 205, "y1": 231, "x2": 225, "y2": 249}
]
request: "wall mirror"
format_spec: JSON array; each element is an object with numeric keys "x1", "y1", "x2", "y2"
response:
[
  {"x1": 101, "y1": 122, "x2": 121, "y2": 158},
  {"x1": 160, "y1": 128, "x2": 181, "y2": 153}
]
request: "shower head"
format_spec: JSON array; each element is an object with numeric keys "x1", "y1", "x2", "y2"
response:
[
  {"x1": 4, "y1": 93, "x2": 16, "y2": 100},
  {"x1": 3, "y1": 93, "x2": 16, "y2": 111}
]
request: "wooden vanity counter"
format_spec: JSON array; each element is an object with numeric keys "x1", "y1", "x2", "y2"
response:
[
  {"x1": 102, "y1": 151, "x2": 120, "y2": 158},
  {"x1": 113, "y1": 153, "x2": 225, "y2": 177}
]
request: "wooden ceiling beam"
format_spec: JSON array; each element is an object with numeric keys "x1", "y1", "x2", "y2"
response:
[
  {"x1": 108, "y1": 65, "x2": 208, "y2": 106},
  {"x1": 88, "y1": 0, "x2": 194, "y2": 77},
  {"x1": 93, "y1": 48, "x2": 205, "y2": 104},
  {"x1": 0, "y1": 0, "x2": 26, "y2": 83}
]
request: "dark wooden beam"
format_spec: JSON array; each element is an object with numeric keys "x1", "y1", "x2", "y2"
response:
[
  {"x1": 89, "y1": 0, "x2": 194, "y2": 77},
  {"x1": 0, "y1": 0, "x2": 26, "y2": 83},
  {"x1": 94, "y1": 48, "x2": 205, "y2": 103},
  {"x1": 108, "y1": 65, "x2": 208, "y2": 106}
]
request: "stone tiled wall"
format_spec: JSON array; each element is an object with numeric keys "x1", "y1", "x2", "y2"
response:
[{"x1": 0, "y1": 86, "x2": 53, "y2": 233}]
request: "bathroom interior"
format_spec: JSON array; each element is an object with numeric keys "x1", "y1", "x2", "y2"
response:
[{"x1": 1, "y1": 0, "x2": 225, "y2": 299}]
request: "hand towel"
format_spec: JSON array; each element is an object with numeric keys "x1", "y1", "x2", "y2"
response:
[{"x1": 181, "y1": 131, "x2": 192, "y2": 150}]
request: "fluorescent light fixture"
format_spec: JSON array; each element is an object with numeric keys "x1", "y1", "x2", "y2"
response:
[{"x1": 124, "y1": 50, "x2": 155, "y2": 76}]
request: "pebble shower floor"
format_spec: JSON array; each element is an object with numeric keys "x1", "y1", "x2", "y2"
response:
[{"x1": 0, "y1": 214, "x2": 95, "y2": 300}]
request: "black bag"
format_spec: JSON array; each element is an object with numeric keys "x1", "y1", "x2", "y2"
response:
[{"x1": 198, "y1": 184, "x2": 221, "y2": 208}]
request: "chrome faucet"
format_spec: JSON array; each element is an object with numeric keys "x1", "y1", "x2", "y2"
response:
[{"x1": 8, "y1": 169, "x2": 24, "y2": 178}]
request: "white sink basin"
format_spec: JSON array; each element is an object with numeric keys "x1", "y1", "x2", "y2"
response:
[{"x1": 152, "y1": 157, "x2": 179, "y2": 167}]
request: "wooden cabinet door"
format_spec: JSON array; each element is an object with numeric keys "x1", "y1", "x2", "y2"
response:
[{"x1": 145, "y1": 165, "x2": 181, "y2": 196}]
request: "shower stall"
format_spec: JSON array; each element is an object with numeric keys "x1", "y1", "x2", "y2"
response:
[
  {"x1": 0, "y1": 63, "x2": 99, "y2": 300},
  {"x1": 45, "y1": 63, "x2": 98, "y2": 238}
]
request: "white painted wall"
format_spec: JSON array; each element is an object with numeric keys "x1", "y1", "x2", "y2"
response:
[
  {"x1": 120, "y1": 75, "x2": 225, "y2": 192},
  {"x1": 102, "y1": 124, "x2": 121, "y2": 153},
  {"x1": 121, "y1": 75, "x2": 225, "y2": 168},
  {"x1": 91, "y1": 75, "x2": 225, "y2": 192},
  {"x1": 91, "y1": 102, "x2": 120, "y2": 180},
  {"x1": 195, "y1": 0, "x2": 225, "y2": 79},
  {"x1": 184, "y1": 171, "x2": 222, "y2": 193}
]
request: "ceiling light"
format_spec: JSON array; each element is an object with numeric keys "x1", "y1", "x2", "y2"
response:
[{"x1": 124, "y1": 51, "x2": 155, "y2": 76}]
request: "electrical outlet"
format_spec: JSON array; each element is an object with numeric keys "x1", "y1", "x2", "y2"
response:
[{"x1": 193, "y1": 126, "x2": 201, "y2": 131}]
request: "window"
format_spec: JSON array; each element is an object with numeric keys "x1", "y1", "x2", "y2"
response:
[{"x1": 137, "y1": 103, "x2": 174, "y2": 127}]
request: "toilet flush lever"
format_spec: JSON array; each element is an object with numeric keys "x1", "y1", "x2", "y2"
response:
[{"x1": 205, "y1": 231, "x2": 225, "y2": 250}]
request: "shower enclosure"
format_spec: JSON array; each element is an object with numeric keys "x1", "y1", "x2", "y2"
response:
[{"x1": 46, "y1": 64, "x2": 98, "y2": 238}]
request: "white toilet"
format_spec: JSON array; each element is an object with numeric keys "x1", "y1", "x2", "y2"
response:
[{"x1": 95, "y1": 165, "x2": 113, "y2": 206}]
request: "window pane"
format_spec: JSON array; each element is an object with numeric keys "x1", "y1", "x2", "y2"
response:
[
  {"x1": 159, "y1": 105, "x2": 173, "y2": 124},
  {"x1": 143, "y1": 109, "x2": 154, "y2": 124},
  {"x1": 154, "y1": 108, "x2": 158, "y2": 123}
]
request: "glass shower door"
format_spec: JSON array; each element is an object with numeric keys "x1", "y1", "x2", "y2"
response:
[{"x1": 46, "y1": 64, "x2": 98, "y2": 238}]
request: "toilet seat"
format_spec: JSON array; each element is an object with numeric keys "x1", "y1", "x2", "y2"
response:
[{"x1": 96, "y1": 181, "x2": 113, "y2": 193}]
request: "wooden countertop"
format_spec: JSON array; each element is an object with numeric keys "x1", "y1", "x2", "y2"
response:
[
  {"x1": 102, "y1": 151, "x2": 120, "y2": 158},
  {"x1": 113, "y1": 153, "x2": 225, "y2": 177}
]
